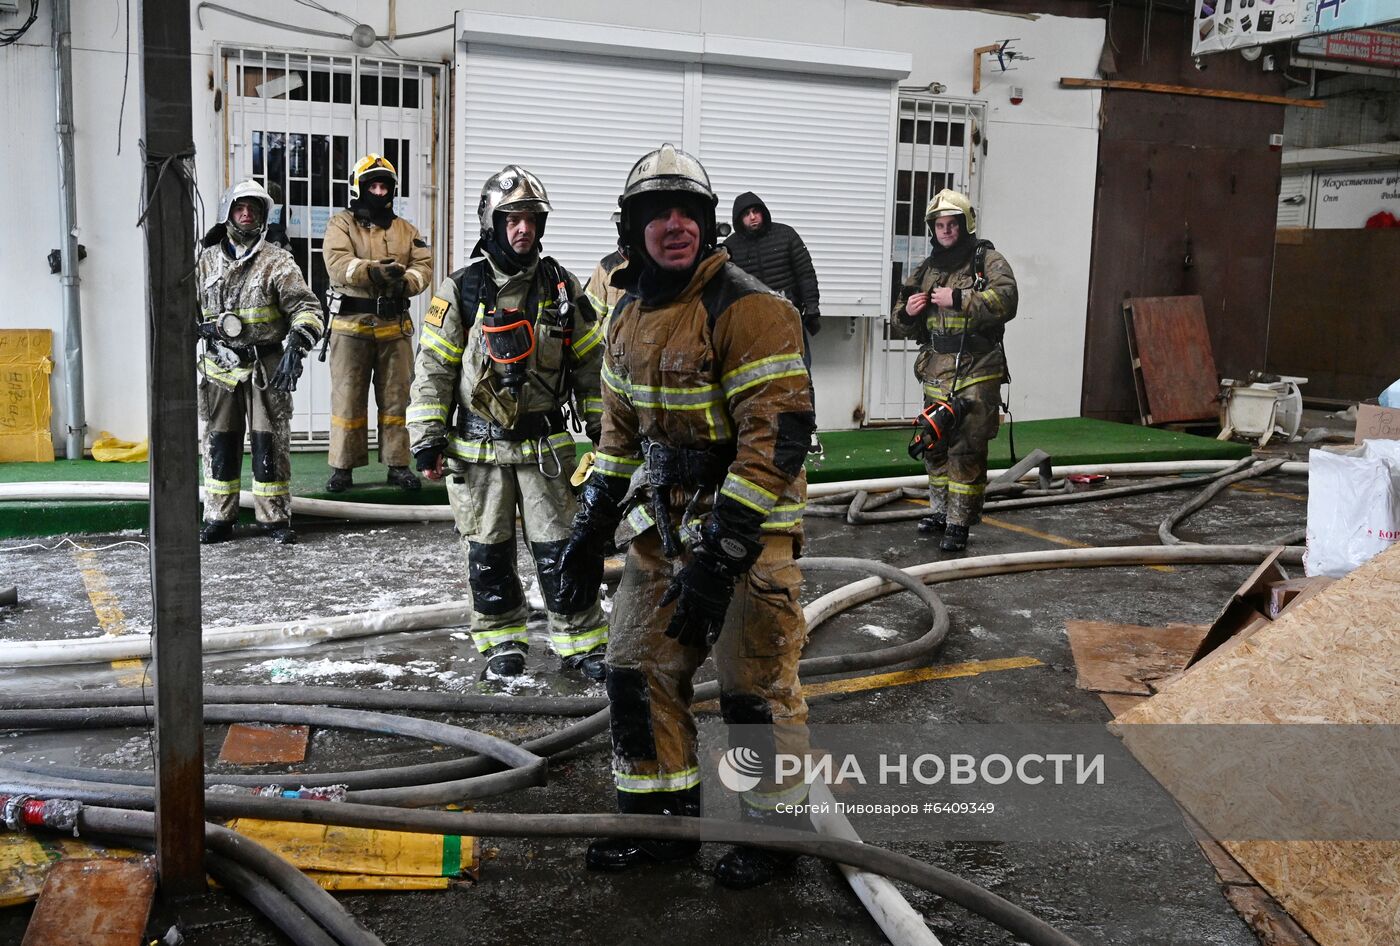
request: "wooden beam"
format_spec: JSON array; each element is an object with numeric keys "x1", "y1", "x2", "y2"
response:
[
  {"x1": 140, "y1": 0, "x2": 206, "y2": 898},
  {"x1": 1059, "y1": 76, "x2": 1325, "y2": 108},
  {"x1": 972, "y1": 43, "x2": 1000, "y2": 95}
]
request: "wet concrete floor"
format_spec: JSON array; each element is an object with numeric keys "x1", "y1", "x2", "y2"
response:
[{"x1": 0, "y1": 470, "x2": 1311, "y2": 945}]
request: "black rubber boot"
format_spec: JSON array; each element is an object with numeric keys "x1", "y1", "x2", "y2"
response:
[
  {"x1": 585, "y1": 837, "x2": 700, "y2": 872},
  {"x1": 917, "y1": 513, "x2": 946, "y2": 535},
  {"x1": 387, "y1": 466, "x2": 420, "y2": 491},
  {"x1": 199, "y1": 520, "x2": 234, "y2": 545},
  {"x1": 561, "y1": 649, "x2": 607, "y2": 682},
  {"x1": 714, "y1": 845, "x2": 797, "y2": 890},
  {"x1": 940, "y1": 523, "x2": 969, "y2": 552},
  {"x1": 326, "y1": 467, "x2": 353, "y2": 492},
  {"x1": 481, "y1": 645, "x2": 526, "y2": 680},
  {"x1": 267, "y1": 522, "x2": 297, "y2": 545}
]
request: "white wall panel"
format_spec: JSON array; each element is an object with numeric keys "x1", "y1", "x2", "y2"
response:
[
  {"x1": 459, "y1": 44, "x2": 685, "y2": 278},
  {"x1": 700, "y1": 66, "x2": 894, "y2": 316}
]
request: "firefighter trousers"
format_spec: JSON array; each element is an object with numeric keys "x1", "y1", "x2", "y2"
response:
[
  {"x1": 328, "y1": 324, "x2": 413, "y2": 469},
  {"x1": 199, "y1": 349, "x2": 293, "y2": 525},
  {"x1": 605, "y1": 529, "x2": 811, "y2": 817},
  {"x1": 922, "y1": 377, "x2": 1002, "y2": 527},
  {"x1": 445, "y1": 461, "x2": 609, "y2": 660}
]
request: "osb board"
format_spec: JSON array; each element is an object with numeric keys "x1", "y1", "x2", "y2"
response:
[
  {"x1": 1066, "y1": 620, "x2": 1208, "y2": 695},
  {"x1": 1098, "y1": 693, "x2": 1149, "y2": 719},
  {"x1": 218, "y1": 722, "x2": 309, "y2": 764},
  {"x1": 1224, "y1": 883, "x2": 1324, "y2": 946},
  {"x1": 22, "y1": 857, "x2": 156, "y2": 946},
  {"x1": 0, "y1": 329, "x2": 55, "y2": 463},
  {"x1": 1116, "y1": 544, "x2": 1400, "y2": 946},
  {"x1": 1124, "y1": 296, "x2": 1220, "y2": 424}
]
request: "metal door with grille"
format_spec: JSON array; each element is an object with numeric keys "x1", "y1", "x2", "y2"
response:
[
  {"x1": 864, "y1": 95, "x2": 985, "y2": 423},
  {"x1": 217, "y1": 46, "x2": 445, "y2": 445}
]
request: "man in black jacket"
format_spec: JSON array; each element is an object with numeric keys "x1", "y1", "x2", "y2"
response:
[{"x1": 724, "y1": 193, "x2": 821, "y2": 349}]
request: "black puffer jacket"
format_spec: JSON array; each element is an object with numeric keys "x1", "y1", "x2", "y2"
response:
[{"x1": 723, "y1": 192, "x2": 821, "y2": 334}]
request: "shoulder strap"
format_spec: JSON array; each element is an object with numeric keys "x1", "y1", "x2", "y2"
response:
[
  {"x1": 972, "y1": 239, "x2": 996, "y2": 291},
  {"x1": 452, "y1": 259, "x2": 492, "y2": 318}
]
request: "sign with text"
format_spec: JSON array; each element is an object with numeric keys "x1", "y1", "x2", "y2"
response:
[
  {"x1": 1193, "y1": 0, "x2": 1400, "y2": 56},
  {"x1": 1313, "y1": 167, "x2": 1400, "y2": 228},
  {"x1": 1297, "y1": 23, "x2": 1400, "y2": 68}
]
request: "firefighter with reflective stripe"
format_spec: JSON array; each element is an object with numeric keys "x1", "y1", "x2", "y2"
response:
[
  {"x1": 553, "y1": 144, "x2": 817, "y2": 889},
  {"x1": 585, "y1": 248, "x2": 628, "y2": 328},
  {"x1": 892, "y1": 189, "x2": 1018, "y2": 551},
  {"x1": 196, "y1": 180, "x2": 324, "y2": 545},
  {"x1": 322, "y1": 154, "x2": 434, "y2": 493},
  {"x1": 407, "y1": 165, "x2": 607, "y2": 682}
]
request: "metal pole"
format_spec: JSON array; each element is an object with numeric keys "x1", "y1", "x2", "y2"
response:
[
  {"x1": 138, "y1": 0, "x2": 206, "y2": 897},
  {"x1": 51, "y1": 0, "x2": 86, "y2": 460}
]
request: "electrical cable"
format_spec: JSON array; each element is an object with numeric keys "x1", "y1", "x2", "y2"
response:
[{"x1": 0, "y1": 0, "x2": 38, "y2": 46}]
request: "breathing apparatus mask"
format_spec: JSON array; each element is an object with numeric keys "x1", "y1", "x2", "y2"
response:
[
  {"x1": 908, "y1": 396, "x2": 972, "y2": 459},
  {"x1": 481, "y1": 309, "x2": 536, "y2": 394}
]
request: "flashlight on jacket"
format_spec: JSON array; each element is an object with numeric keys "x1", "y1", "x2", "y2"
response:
[{"x1": 907, "y1": 396, "x2": 972, "y2": 459}]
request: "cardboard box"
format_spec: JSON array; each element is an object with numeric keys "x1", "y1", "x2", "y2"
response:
[
  {"x1": 1355, "y1": 400, "x2": 1400, "y2": 444},
  {"x1": 0, "y1": 329, "x2": 55, "y2": 463}
]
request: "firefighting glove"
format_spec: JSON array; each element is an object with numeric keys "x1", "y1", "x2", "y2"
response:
[
  {"x1": 269, "y1": 328, "x2": 315, "y2": 392},
  {"x1": 367, "y1": 258, "x2": 407, "y2": 294},
  {"x1": 556, "y1": 473, "x2": 629, "y2": 614},
  {"x1": 414, "y1": 443, "x2": 443, "y2": 472},
  {"x1": 660, "y1": 498, "x2": 764, "y2": 649},
  {"x1": 196, "y1": 321, "x2": 220, "y2": 341},
  {"x1": 804, "y1": 310, "x2": 822, "y2": 336}
]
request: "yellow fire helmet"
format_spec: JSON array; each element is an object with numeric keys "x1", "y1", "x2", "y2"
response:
[
  {"x1": 925, "y1": 189, "x2": 977, "y2": 235},
  {"x1": 350, "y1": 153, "x2": 398, "y2": 201}
]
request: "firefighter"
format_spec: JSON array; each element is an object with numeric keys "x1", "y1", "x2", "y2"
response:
[
  {"x1": 196, "y1": 180, "x2": 324, "y2": 545},
  {"x1": 584, "y1": 212, "x2": 628, "y2": 327},
  {"x1": 322, "y1": 153, "x2": 434, "y2": 492},
  {"x1": 554, "y1": 144, "x2": 817, "y2": 888},
  {"x1": 407, "y1": 166, "x2": 608, "y2": 682},
  {"x1": 893, "y1": 189, "x2": 1018, "y2": 552}
]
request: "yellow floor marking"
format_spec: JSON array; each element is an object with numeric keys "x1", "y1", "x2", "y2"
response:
[
  {"x1": 695, "y1": 656, "x2": 1043, "y2": 712},
  {"x1": 72, "y1": 549, "x2": 147, "y2": 686},
  {"x1": 980, "y1": 515, "x2": 1175, "y2": 573},
  {"x1": 1228, "y1": 484, "x2": 1307, "y2": 503},
  {"x1": 799, "y1": 655, "x2": 1044, "y2": 698}
]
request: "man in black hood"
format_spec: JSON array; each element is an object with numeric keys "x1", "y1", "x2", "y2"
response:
[{"x1": 723, "y1": 192, "x2": 822, "y2": 345}]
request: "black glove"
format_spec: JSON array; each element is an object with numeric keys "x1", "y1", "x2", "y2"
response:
[
  {"x1": 196, "y1": 321, "x2": 220, "y2": 341},
  {"x1": 367, "y1": 258, "x2": 407, "y2": 294},
  {"x1": 200, "y1": 222, "x2": 227, "y2": 248},
  {"x1": 556, "y1": 474, "x2": 628, "y2": 614},
  {"x1": 269, "y1": 329, "x2": 313, "y2": 392},
  {"x1": 804, "y1": 310, "x2": 822, "y2": 336},
  {"x1": 414, "y1": 443, "x2": 444, "y2": 473},
  {"x1": 661, "y1": 499, "x2": 764, "y2": 649}
]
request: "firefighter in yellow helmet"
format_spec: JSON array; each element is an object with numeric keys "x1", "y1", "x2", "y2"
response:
[
  {"x1": 552, "y1": 144, "x2": 817, "y2": 888},
  {"x1": 406, "y1": 166, "x2": 608, "y2": 682},
  {"x1": 321, "y1": 154, "x2": 433, "y2": 492},
  {"x1": 892, "y1": 189, "x2": 1018, "y2": 551}
]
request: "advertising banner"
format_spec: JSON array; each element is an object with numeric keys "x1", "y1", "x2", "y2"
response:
[{"x1": 1193, "y1": 0, "x2": 1399, "y2": 56}]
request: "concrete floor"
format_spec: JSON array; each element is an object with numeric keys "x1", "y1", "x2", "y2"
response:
[{"x1": 0, "y1": 466, "x2": 1313, "y2": 946}]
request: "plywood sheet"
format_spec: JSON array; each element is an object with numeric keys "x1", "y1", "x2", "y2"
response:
[
  {"x1": 1066, "y1": 620, "x2": 1208, "y2": 695},
  {"x1": 1124, "y1": 296, "x2": 1220, "y2": 424},
  {"x1": 1116, "y1": 544, "x2": 1400, "y2": 946},
  {"x1": 22, "y1": 858, "x2": 155, "y2": 946}
]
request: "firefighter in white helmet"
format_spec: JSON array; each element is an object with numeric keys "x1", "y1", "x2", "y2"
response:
[
  {"x1": 553, "y1": 144, "x2": 817, "y2": 888},
  {"x1": 893, "y1": 189, "x2": 1018, "y2": 552},
  {"x1": 406, "y1": 166, "x2": 608, "y2": 682},
  {"x1": 196, "y1": 180, "x2": 324, "y2": 545},
  {"x1": 322, "y1": 153, "x2": 434, "y2": 492}
]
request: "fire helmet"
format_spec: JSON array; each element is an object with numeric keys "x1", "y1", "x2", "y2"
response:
[
  {"x1": 617, "y1": 143, "x2": 718, "y2": 255},
  {"x1": 925, "y1": 189, "x2": 977, "y2": 235},
  {"x1": 477, "y1": 165, "x2": 551, "y2": 238},
  {"x1": 218, "y1": 180, "x2": 274, "y2": 241},
  {"x1": 350, "y1": 153, "x2": 398, "y2": 202}
]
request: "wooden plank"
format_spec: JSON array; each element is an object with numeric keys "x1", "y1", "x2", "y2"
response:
[
  {"x1": 1124, "y1": 296, "x2": 1220, "y2": 424},
  {"x1": 1060, "y1": 77, "x2": 1326, "y2": 109},
  {"x1": 1116, "y1": 545, "x2": 1400, "y2": 946},
  {"x1": 1098, "y1": 693, "x2": 1149, "y2": 719},
  {"x1": 219, "y1": 723, "x2": 310, "y2": 765},
  {"x1": 1066, "y1": 620, "x2": 1208, "y2": 696},
  {"x1": 1223, "y1": 884, "x2": 1325, "y2": 946},
  {"x1": 22, "y1": 858, "x2": 156, "y2": 946}
]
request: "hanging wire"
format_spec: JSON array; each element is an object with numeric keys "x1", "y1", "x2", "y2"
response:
[{"x1": 0, "y1": 0, "x2": 39, "y2": 46}]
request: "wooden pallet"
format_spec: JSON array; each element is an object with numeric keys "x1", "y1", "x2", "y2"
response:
[{"x1": 1123, "y1": 296, "x2": 1220, "y2": 425}]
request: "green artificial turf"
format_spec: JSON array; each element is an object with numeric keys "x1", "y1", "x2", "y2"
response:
[{"x1": 0, "y1": 418, "x2": 1248, "y2": 537}]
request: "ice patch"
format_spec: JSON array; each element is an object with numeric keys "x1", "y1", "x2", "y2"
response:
[
  {"x1": 251, "y1": 657, "x2": 409, "y2": 683},
  {"x1": 855, "y1": 624, "x2": 899, "y2": 640}
]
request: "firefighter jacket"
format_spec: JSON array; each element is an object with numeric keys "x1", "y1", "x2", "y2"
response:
[
  {"x1": 585, "y1": 250, "x2": 628, "y2": 326},
  {"x1": 407, "y1": 255, "x2": 604, "y2": 466},
  {"x1": 723, "y1": 192, "x2": 821, "y2": 332},
  {"x1": 195, "y1": 238, "x2": 323, "y2": 391},
  {"x1": 596, "y1": 248, "x2": 815, "y2": 541},
  {"x1": 323, "y1": 211, "x2": 433, "y2": 301},
  {"x1": 891, "y1": 241, "x2": 1017, "y2": 397}
]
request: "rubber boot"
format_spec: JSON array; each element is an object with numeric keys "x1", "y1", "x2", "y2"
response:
[
  {"x1": 326, "y1": 467, "x2": 353, "y2": 492},
  {"x1": 387, "y1": 466, "x2": 420, "y2": 491},
  {"x1": 917, "y1": 512, "x2": 946, "y2": 535},
  {"x1": 266, "y1": 522, "x2": 297, "y2": 545},
  {"x1": 586, "y1": 789, "x2": 701, "y2": 872},
  {"x1": 940, "y1": 523, "x2": 969, "y2": 552},
  {"x1": 481, "y1": 644, "x2": 526, "y2": 680},
  {"x1": 713, "y1": 845, "x2": 798, "y2": 890},
  {"x1": 561, "y1": 648, "x2": 607, "y2": 682},
  {"x1": 199, "y1": 520, "x2": 234, "y2": 545}
]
